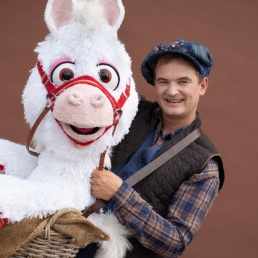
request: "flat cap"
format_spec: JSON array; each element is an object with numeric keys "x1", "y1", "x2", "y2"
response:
[{"x1": 141, "y1": 39, "x2": 214, "y2": 85}]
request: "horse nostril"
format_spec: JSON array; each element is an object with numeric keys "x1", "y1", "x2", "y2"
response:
[
  {"x1": 68, "y1": 91, "x2": 83, "y2": 106},
  {"x1": 91, "y1": 93, "x2": 105, "y2": 107}
]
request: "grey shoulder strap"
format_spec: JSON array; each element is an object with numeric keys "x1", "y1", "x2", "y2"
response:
[
  {"x1": 125, "y1": 128, "x2": 202, "y2": 186},
  {"x1": 82, "y1": 128, "x2": 201, "y2": 217}
]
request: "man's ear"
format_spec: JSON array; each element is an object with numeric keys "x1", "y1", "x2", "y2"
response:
[{"x1": 199, "y1": 77, "x2": 209, "y2": 96}]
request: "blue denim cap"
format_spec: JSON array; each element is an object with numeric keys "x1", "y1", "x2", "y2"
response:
[{"x1": 141, "y1": 39, "x2": 214, "y2": 85}]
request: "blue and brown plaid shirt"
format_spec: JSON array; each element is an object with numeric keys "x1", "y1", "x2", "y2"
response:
[
  {"x1": 109, "y1": 111, "x2": 220, "y2": 257},
  {"x1": 111, "y1": 160, "x2": 219, "y2": 257}
]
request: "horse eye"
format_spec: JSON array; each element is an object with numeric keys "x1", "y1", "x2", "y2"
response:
[
  {"x1": 99, "y1": 69, "x2": 112, "y2": 83},
  {"x1": 51, "y1": 62, "x2": 75, "y2": 87},
  {"x1": 98, "y1": 63, "x2": 120, "y2": 91}
]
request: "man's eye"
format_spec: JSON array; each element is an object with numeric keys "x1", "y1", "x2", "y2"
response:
[
  {"x1": 157, "y1": 80, "x2": 168, "y2": 85},
  {"x1": 179, "y1": 81, "x2": 188, "y2": 85}
]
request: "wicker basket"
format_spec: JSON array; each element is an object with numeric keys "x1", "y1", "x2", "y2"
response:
[{"x1": 10, "y1": 208, "x2": 81, "y2": 258}]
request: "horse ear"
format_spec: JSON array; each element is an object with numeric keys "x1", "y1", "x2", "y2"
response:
[
  {"x1": 100, "y1": 0, "x2": 125, "y2": 31},
  {"x1": 44, "y1": 0, "x2": 73, "y2": 34}
]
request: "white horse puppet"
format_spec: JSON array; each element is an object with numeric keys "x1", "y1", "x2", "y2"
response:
[{"x1": 0, "y1": 0, "x2": 138, "y2": 257}]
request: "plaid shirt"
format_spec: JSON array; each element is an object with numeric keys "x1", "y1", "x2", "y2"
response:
[
  {"x1": 111, "y1": 160, "x2": 219, "y2": 257},
  {"x1": 109, "y1": 112, "x2": 220, "y2": 257}
]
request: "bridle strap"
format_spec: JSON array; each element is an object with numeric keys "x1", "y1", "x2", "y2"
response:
[
  {"x1": 37, "y1": 62, "x2": 56, "y2": 93},
  {"x1": 26, "y1": 107, "x2": 50, "y2": 157},
  {"x1": 117, "y1": 82, "x2": 130, "y2": 108}
]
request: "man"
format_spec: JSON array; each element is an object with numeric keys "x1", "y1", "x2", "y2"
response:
[{"x1": 77, "y1": 39, "x2": 224, "y2": 257}]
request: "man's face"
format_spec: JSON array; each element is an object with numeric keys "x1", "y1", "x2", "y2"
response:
[{"x1": 153, "y1": 57, "x2": 208, "y2": 127}]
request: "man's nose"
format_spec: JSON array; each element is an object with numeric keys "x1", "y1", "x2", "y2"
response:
[{"x1": 166, "y1": 83, "x2": 179, "y2": 96}]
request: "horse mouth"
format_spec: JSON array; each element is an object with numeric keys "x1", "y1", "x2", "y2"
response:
[{"x1": 70, "y1": 125, "x2": 100, "y2": 135}]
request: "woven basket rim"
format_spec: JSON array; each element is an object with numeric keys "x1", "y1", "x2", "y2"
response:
[{"x1": 11, "y1": 208, "x2": 82, "y2": 258}]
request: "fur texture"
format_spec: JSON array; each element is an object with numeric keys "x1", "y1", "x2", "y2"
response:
[{"x1": 0, "y1": 0, "x2": 138, "y2": 257}]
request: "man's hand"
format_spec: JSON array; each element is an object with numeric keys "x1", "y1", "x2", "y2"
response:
[{"x1": 90, "y1": 169, "x2": 123, "y2": 201}]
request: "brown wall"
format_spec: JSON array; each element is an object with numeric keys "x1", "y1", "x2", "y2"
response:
[{"x1": 1, "y1": 1, "x2": 257, "y2": 257}]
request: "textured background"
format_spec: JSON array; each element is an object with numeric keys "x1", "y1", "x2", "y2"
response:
[{"x1": 0, "y1": 1, "x2": 257, "y2": 257}]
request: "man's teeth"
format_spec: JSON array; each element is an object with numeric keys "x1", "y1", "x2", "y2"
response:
[{"x1": 167, "y1": 99, "x2": 182, "y2": 103}]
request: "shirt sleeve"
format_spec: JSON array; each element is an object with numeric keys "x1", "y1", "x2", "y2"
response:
[{"x1": 109, "y1": 158, "x2": 220, "y2": 257}]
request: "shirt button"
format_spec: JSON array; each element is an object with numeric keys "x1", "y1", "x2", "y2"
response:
[{"x1": 138, "y1": 157, "x2": 144, "y2": 163}]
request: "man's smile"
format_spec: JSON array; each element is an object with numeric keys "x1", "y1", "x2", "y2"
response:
[{"x1": 165, "y1": 99, "x2": 184, "y2": 103}]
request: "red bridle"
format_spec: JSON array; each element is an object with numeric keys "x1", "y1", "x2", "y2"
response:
[{"x1": 26, "y1": 62, "x2": 130, "y2": 156}]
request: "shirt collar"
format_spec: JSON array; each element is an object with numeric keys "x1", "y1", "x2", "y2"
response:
[{"x1": 153, "y1": 107, "x2": 195, "y2": 144}]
